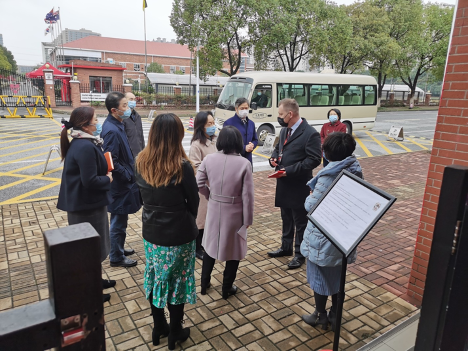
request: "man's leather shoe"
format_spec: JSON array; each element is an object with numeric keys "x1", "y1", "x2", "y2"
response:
[
  {"x1": 124, "y1": 249, "x2": 135, "y2": 256},
  {"x1": 103, "y1": 293, "x2": 111, "y2": 303},
  {"x1": 288, "y1": 257, "x2": 305, "y2": 269},
  {"x1": 102, "y1": 279, "x2": 116, "y2": 289},
  {"x1": 222, "y1": 285, "x2": 238, "y2": 300},
  {"x1": 110, "y1": 257, "x2": 138, "y2": 268},
  {"x1": 267, "y1": 248, "x2": 293, "y2": 258}
]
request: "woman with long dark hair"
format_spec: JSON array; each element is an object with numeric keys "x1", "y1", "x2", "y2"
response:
[
  {"x1": 135, "y1": 113, "x2": 199, "y2": 350},
  {"x1": 57, "y1": 106, "x2": 114, "y2": 303},
  {"x1": 189, "y1": 111, "x2": 217, "y2": 260}
]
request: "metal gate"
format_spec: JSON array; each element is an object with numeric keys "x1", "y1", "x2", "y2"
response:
[
  {"x1": 54, "y1": 78, "x2": 71, "y2": 106},
  {"x1": 0, "y1": 69, "x2": 45, "y2": 107}
]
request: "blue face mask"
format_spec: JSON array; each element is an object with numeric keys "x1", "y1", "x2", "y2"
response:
[
  {"x1": 257, "y1": 92, "x2": 261, "y2": 96},
  {"x1": 128, "y1": 101, "x2": 136, "y2": 109},
  {"x1": 206, "y1": 126, "x2": 216, "y2": 136},
  {"x1": 119, "y1": 108, "x2": 132, "y2": 119},
  {"x1": 92, "y1": 123, "x2": 102, "y2": 137},
  {"x1": 322, "y1": 151, "x2": 328, "y2": 161},
  {"x1": 329, "y1": 114, "x2": 338, "y2": 124}
]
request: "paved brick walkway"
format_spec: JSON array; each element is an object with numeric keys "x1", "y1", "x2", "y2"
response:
[{"x1": 0, "y1": 152, "x2": 429, "y2": 350}]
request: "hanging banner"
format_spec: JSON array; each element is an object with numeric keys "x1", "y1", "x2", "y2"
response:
[{"x1": 80, "y1": 93, "x2": 108, "y2": 102}]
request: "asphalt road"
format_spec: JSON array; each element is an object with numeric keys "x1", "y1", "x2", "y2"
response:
[{"x1": 374, "y1": 110, "x2": 437, "y2": 140}]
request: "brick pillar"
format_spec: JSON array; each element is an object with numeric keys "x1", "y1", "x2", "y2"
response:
[
  {"x1": 123, "y1": 84, "x2": 133, "y2": 94},
  {"x1": 70, "y1": 81, "x2": 81, "y2": 108},
  {"x1": 425, "y1": 93, "x2": 432, "y2": 106},
  {"x1": 406, "y1": 0, "x2": 468, "y2": 305},
  {"x1": 43, "y1": 68, "x2": 56, "y2": 108},
  {"x1": 174, "y1": 86, "x2": 182, "y2": 95}
]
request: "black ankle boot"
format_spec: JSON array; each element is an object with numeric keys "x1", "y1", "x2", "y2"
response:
[
  {"x1": 150, "y1": 304, "x2": 169, "y2": 346},
  {"x1": 222, "y1": 285, "x2": 238, "y2": 300},
  {"x1": 168, "y1": 322, "x2": 190, "y2": 350},
  {"x1": 302, "y1": 310, "x2": 329, "y2": 330},
  {"x1": 200, "y1": 282, "x2": 211, "y2": 295}
]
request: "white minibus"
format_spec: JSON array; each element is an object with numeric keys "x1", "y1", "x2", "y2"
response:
[{"x1": 214, "y1": 71, "x2": 377, "y2": 144}]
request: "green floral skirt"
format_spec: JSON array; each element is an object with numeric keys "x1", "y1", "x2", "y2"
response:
[{"x1": 143, "y1": 239, "x2": 197, "y2": 308}]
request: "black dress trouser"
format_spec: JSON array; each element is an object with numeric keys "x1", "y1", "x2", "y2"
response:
[
  {"x1": 201, "y1": 253, "x2": 240, "y2": 292},
  {"x1": 280, "y1": 207, "x2": 308, "y2": 258}
]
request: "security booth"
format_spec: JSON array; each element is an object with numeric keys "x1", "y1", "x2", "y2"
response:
[{"x1": 0, "y1": 223, "x2": 105, "y2": 351}]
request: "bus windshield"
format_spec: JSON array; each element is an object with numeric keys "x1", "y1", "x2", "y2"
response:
[{"x1": 216, "y1": 81, "x2": 252, "y2": 110}]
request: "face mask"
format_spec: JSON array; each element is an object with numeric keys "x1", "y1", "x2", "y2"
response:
[
  {"x1": 277, "y1": 113, "x2": 290, "y2": 127},
  {"x1": 329, "y1": 114, "x2": 338, "y2": 123},
  {"x1": 323, "y1": 151, "x2": 328, "y2": 161},
  {"x1": 92, "y1": 123, "x2": 102, "y2": 137},
  {"x1": 128, "y1": 101, "x2": 136, "y2": 109},
  {"x1": 118, "y1": 108, "x2": 132, "y2": 119},
  {"x1": 206, "y1": 126, "x2": 216, "y2": 136},
  {"x1": 238, "y1": 109, "x2": 249, "y2": 118},
  {"x1": 257, "y1": 92, "x2": 261, "y2": 96}
]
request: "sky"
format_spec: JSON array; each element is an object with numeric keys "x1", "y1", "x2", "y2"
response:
[{"x1": 0, "y1": 0, "x2": 458, "y2": 66}]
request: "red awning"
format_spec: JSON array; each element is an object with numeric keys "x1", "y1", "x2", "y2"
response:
[{"x1": 26, "y1": 63, "x2": 71, "y2": 78}]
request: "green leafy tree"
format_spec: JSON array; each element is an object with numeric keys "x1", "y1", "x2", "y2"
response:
[
  {"x1": 394, "y1": 4, "x2": 453, "y2": 107},
  {"x1": 252, "y1": 0, "x2": 327, "y2": 72},
  {"x1": 147, "y1": 62, "x2": 165, "y2": 73},
  {"x1": 0, "y1": 46, "x2": 17, "y2": 72},
  {"x1": 171, "y1": 0, "x2": 253, "y2": 78},
  {"x1": 366, "y1": 0, "x2": 423, "y2": 106},
  {"x1": 174, "y1": 70, "x2": 185, "y2": 75},
  {"x1": 0, "y1": 49, "x2": 12, "y2": 71}
]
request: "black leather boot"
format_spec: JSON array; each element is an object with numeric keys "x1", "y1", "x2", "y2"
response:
[
  {"x1": 167, "y1": 303, "x2": 190, "y2": 350},
  {"x1": 328, "y1": 307, "x2": 337, "y2": 331},
  {"x1": 302, "y1": 310, "x2": 329, "y2": 330},
  {"x1": 150, "y1": 302, "x2": 169, "y2": 346}
]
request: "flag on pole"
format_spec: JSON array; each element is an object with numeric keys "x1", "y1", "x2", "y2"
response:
[
  {"x1": 143, "y1": 0, "x2": 147, "y2": 10},
  {"x1": 44, "y1": 26, "x2": 51, "y2": 36},
  {"x1": 44, "y1": 8, "x2": 60, "y2": 23}
]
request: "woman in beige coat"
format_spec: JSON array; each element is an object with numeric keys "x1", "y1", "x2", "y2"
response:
[
  {"x1": 196, "y1": 126, "x2": 254, "y2": 300},
  {"x1": 189, "y1": 111, "x2": 217, "y2": 260}
]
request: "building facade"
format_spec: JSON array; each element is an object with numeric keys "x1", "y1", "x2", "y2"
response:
[{"x1": 0, "y1": 34, "x2": 3, "y2": 47}]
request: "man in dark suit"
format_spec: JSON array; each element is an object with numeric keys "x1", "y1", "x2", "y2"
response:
[
  {"x1": 268, "y1": 98, "x2": 321, "y2": 269},
  {"x1": 123, "y1": 92, "x2": 145, "y2": 158}
]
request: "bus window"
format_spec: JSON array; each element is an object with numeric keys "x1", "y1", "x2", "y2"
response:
[
  {"x1": 252, "y1": 84, "x2": 272, "y2": 108},
  {"x1": 364, "y1": 85, "x2": 376, "y2": 105},
  {"x1": 310, "y1": 85, "x2": 336, "y2": 106},
  {"x1": 277, "y1": 84, "x2": 308, "y2": 106},
  {"x1": 216, "y1": 81, "x2": 252, "y2": 109},
  {"x1": 338, "y1": 85, "x2": 363, "y2": 105}
]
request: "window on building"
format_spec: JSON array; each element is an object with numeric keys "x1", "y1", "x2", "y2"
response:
[
  {"x1": 134, "y1": 63, "x2": 140, "y2": 71},
  {"x1": 252, "y1": 84, "x2": 272, "y2": 108},
  {"x1": 89, "y1": 76, "x2": 112, "y2": 93},
  {"x1": 120, "y1": 62, "x2": 127, "y2": 69},
  {"x1": 170, "y1": 66, "x2": 176, "y2": 74},
  {"x1": 180, "y1": 67, "x2": 186, "y2": 74}
]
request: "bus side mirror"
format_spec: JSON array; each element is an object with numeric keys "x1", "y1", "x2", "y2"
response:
[{"x1": 250, "y1": 102, "x2": 257, "y2": 110}]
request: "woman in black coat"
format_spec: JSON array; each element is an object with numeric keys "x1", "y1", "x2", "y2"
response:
[{"x1": 57, "y1": 106, "x2": 114, "y2": 302}]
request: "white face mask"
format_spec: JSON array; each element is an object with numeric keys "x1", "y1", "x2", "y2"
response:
[{"x1": 238, "y1": 110, "x2": 249, "y2": 118}]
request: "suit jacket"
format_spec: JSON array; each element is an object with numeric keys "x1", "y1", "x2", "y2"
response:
[
  {"x1": 57, "y1": 138, "x2": 112, "y2": 212},
  {"x1": 102, "y1": 114, "x2": 142, "y2": 215},
  {"x1": 123, "y1": 109, "x2": 145, "y2": 158},
  {"x1": 223, "y1": 114, "x2": 258, "y2": 163},
  {"x1": 270, "y1": 118, "x2": 321, "y2": 208}
]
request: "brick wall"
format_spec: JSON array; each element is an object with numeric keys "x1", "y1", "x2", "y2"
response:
[
  {"x1": 407, "y1": 0, "x2": 468, "y2": 304},
  {"x1": 75, "y1": 68, "x2": 124, "y2": 87}
]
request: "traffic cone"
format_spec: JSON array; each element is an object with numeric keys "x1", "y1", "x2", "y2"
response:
[{"x1": 188, "y1": 117, "x2": 194, "y2": 130}]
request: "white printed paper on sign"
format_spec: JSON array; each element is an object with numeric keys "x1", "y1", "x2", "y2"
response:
[
  {"x1": 388, "y1": 126, "x2": 404, "y2": 140},
  {"x1": 310, "y1": 173, "x2": 391, "y2": 254}
]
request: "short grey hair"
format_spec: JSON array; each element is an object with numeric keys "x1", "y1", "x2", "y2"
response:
[
  {"x1": 279, "y1": 98, "x2": 299, "y2": 116},
  {"x1": 235, "y1": 97, "x2": 249, "y2": 109}
]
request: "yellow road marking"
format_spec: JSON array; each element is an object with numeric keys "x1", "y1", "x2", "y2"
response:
[
  {"x1": 252, "y1": 146, "x2": 271, "y2": 159},
  {"x1": 0, "y1": 178, "x2": 30, "y2": 191},
  {"x1": 0, "y1": 181, "x2": 61, "y2": 205},
  {"x1": 0, "y1": 124, "x2": 58, "y2": 132},
  {"x1": 4, "y1": 157, "x2": 60, "y2": 174},
  {"x1": 0, "y1": 151, "x2": 51, "y2": 166},
  {"x1": 365, "y1": 131, "x2": 393, "y2": 155},
  {"x1": 353, "y1": 134, "x2": 373, "y2": 158},
  {"x1": 50, "y1": 118, "x2": 62, "y2": 127},
  {"x1": 406, "y1": 137, "x2": 429, "y2": 150},
  {"x1": 392, "y1": 140, "x2": 412, "y2": 152},
  {"x1": 0, "y1": 137, "x2": 58, "y2": 151},
  {"x1": 0, "y1": 128, "x2": 60, "y2": 136},
  {"x1": 0, "y1": 195, "x2": 58, "y2": 205},
  {"x1": 0, "y1": 172, "x2": 61, "y2": 182},
  {"x1": 0, "y1": 136, "x2": 36, "y2": 144},
  {"x1": 0, "y1": 142, "x2": 59, "y2": 158}
]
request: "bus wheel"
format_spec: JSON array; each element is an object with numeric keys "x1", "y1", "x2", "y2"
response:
[
  {"x1": 257, "y1": 125, "x2": 274, "y2": 146},
  {"x1": 344, "y1": 121, "x2": 352, "y2": 135}
]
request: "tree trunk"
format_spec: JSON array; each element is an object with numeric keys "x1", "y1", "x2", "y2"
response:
[{"x1": 377, "y1": 96, "x2": 381, "y2": 108}]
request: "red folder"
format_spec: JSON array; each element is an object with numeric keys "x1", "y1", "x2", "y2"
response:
[
  {"x1": 268, "y1": 170, "x2": 285, "y2": 178},
  {"x1": 104, "y1": 151, "x2": 114, "y2": 172}
]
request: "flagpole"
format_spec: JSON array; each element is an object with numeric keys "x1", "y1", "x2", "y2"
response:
[
  {"x1": 58, "y1": 7, "x2": 66, "y2": 66},
  {"x1": 143, "y1": 4, "x2": 148, "y2": 93}
]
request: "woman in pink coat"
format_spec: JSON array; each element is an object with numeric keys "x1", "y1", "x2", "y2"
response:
[{"x1": 196, "y1": 126, "x2": 254, "y2": 300}]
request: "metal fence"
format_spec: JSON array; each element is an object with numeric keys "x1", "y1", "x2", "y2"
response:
[
  {"x1": 0, "y1": 69, "x2": 45, "y2": 106},
  {"x1": 79, "y1": 83, "x2": 125, "y2": 94}
]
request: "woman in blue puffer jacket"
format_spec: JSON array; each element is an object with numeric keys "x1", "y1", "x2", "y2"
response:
[{"x1": 300, "y1": 132, "x2": 363, "y2": 331}]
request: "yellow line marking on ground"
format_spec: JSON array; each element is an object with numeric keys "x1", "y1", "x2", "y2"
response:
[
  {"x1": 0, "y1": 124, "x2": 58, "y2": 132},
  {"x1": 7, "y1": 158, "x2": 61, "y2": 174},
  {"x1": 50, "y1": 118, "x2": 62, "y2": 127},
  {"x1": 365, "y1": 131, "x2": 393, "y2": 155},
  {"x1": 0, "y1": 128, "x2": 60, "y2": 136},
  {"x1": 0, "y1": 143, "x2": 58, "y2": 158},
  {"x1": 252, "y1": 147, "x2": 271, "y2": 159},
  {"x1": 0, "y1": 195, "x2": 58, "y2": 205},
  {"x1": 0, "y1": 178, "x2": 30, "y2": 191},
  {"x1": 391, "y1": 140, "x2": 412, "y2": 152},
  {"x1": 0, "y1": 136, "x2": 34, "y2": 144},
  {"x1": 0, "y1": 137, "x2": 57, "y2": 151},
  {"x1": 0, "y1": 181, "x2": 61, "y2": 205},
  {"x1": 0, "y1": 172, "x2": 61, "y2": 182},
  {"x1": 406, "y1": 137, "x2": 429, "y2": 150},
  {"x1": 353, "y1": 134, "x2": 373, "y2": 158},
  {"x1": 0, "y1": 151, "x2": 50, "y2": 166}
]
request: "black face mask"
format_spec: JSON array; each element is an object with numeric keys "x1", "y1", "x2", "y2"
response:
[{"x1": 277, "y1": 116, "x2": 288, "y2": 127}]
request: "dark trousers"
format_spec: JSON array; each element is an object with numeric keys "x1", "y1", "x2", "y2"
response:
[
  {"x1": 280, "y1": 207, "x2": 308, "y2": 258},
  {"x1": 196, "y1": 229, "x2": 204, "y2": 253},
  {"x1": 201, "y1": 253, "x2": 240, "y2": 291}
]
